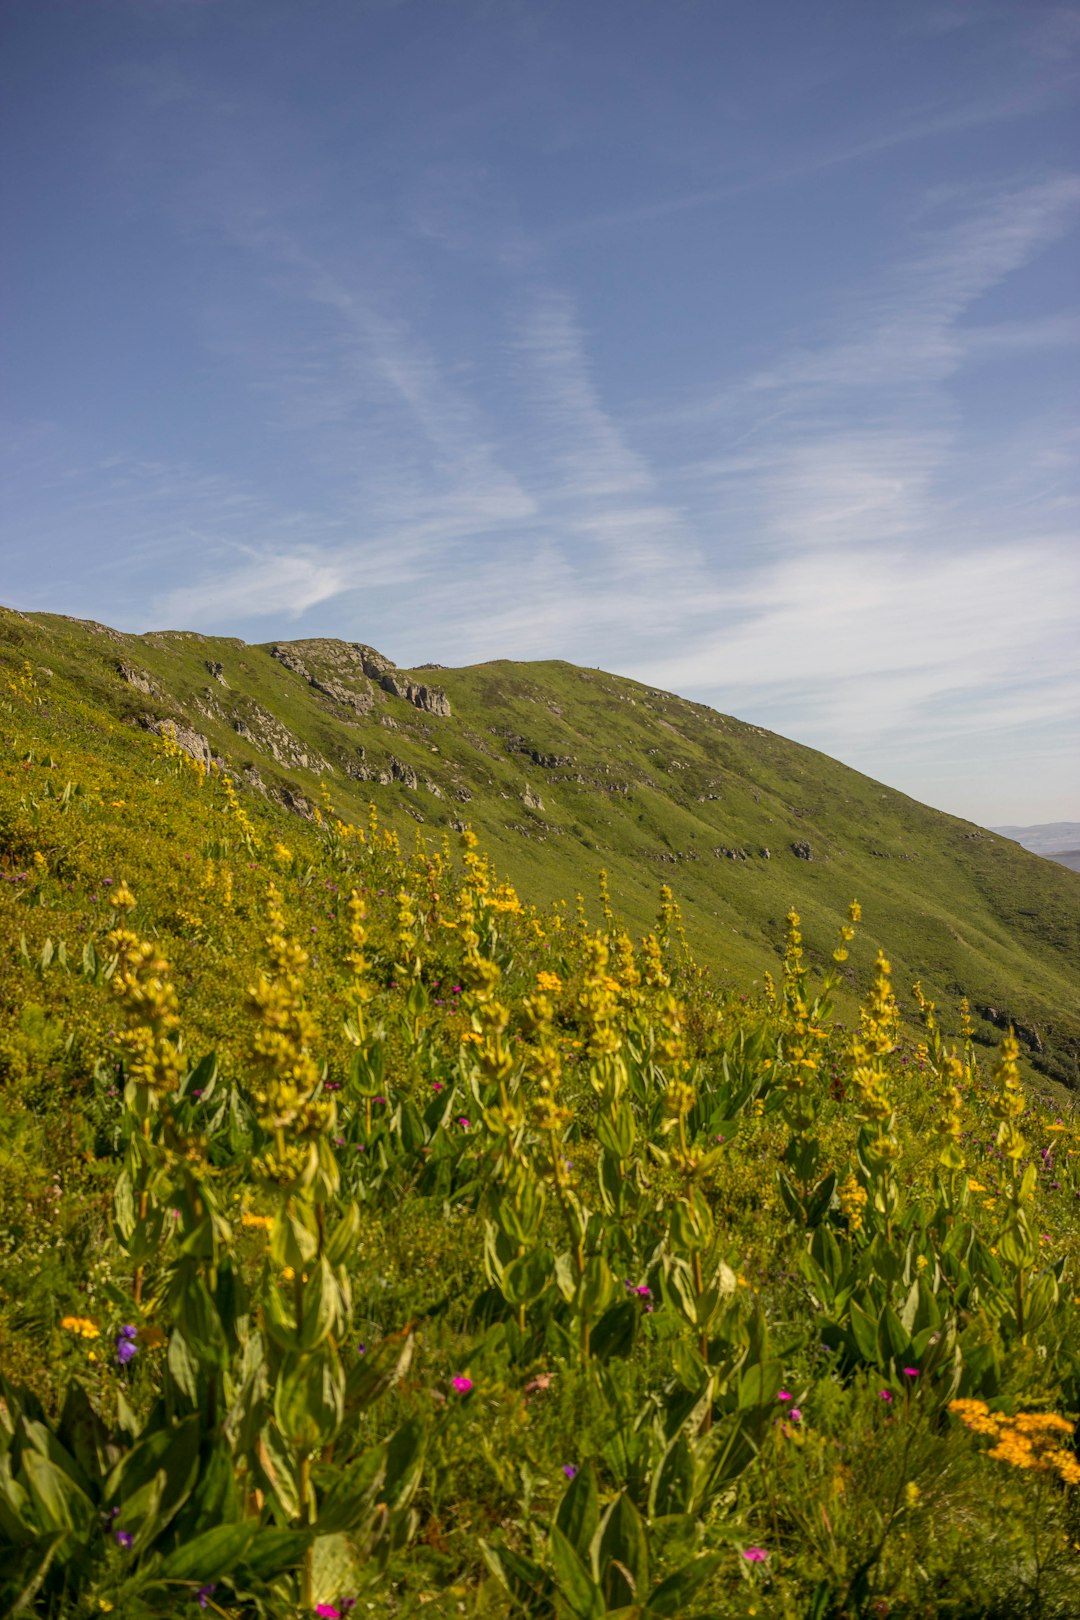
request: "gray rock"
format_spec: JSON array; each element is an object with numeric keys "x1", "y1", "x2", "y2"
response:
[
  {"x1": 118, "y1": 663, "x2": 158, "y2": 696},
  {"x1": 205, "y1": 661, "x2": 228, "y2": 686},
  {"x1": 791, "y1": 840, "x2": 813, "y2": 860}
]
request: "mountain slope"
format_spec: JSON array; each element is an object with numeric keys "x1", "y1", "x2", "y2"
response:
[{"x1": 4, "y1": 604, "x2": 1078, "y2": 1088}]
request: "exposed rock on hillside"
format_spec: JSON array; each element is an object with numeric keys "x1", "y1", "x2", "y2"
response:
[{"x1": 118, "y1": 663, "x2": 159, "y2": 697}]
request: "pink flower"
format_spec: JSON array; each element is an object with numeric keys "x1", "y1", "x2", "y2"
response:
[
  {"x1": 451, "y1": 1375, "x2": 473, "y2": 1395},
  {"x1": 777, "y1": 1390, "x2": 793, "y2": 1401},
  {"x1": 903, "y1": 1367, "x2": 919, "y2": 1378},
  {"x1": 879, "y1": 1390, "x2": 893, "y2": 1402},
  {"x1": 743, "y1": 1546, "x2": 769, "y2": 1562},
  {"x1": 315, "y1": 1607, "x2": 342, "y2": 1619},
  {"x1": 789, "y1": 1407, "x2": 802, "y2": 1421}
]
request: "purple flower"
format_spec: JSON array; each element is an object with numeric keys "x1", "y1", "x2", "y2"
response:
[
  {"x1": 115, "y1": 1325, "x2": 137, "y2": 1366},
  {"x1": 457, "y1": 1116, "x2": 470, "y2": 1129},
  {"x1": 789, "y1": 1407, "x2": 802, "y2": 1422},
  {"x1": 635, "y1": 1285, "x2": 651, "y2": 1298},
  {"x1": 743, "y1": 1546, "x2": 768, "y2": 1562},
  {"x1": 879, "y1": 1389, "x2": 893, "y2": 1403},
  {"x1": 562, "y1": 1463, "x2": 578, "y2": 1480},
  {"x1": 115, "y1": 1529, "x2": 133, "y2": 1549},
  {"x1": 777, "y1": 1390, "x2": 793, "y2": 1401},
  {"x1": 197, "y1": 1584, "x2": 216, "y2": 1609},
  {"x1": 357, "y1": 1343, "x2": 366, "y2": 1356},
  {"x1": 451, "y1": 1375, "x2": 473, "y2": 1395},
  {"x1": 903, "y1": 1367, "x2": 919, "y2": 1378}
]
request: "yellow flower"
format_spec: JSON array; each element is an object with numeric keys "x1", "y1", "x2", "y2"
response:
[
  {"x1": 968, "y1": 1179, "x2": 986, "y2": 1192},
  {"x1": 60, "y1": 1315, "x2": 99, "y2": 1339},
  {"x1": 537, "y1": 971, "x2": 563, "y2": 992},
  {"x1": 241, "y1": 1212, "x2": 273, "y2": 1231}
]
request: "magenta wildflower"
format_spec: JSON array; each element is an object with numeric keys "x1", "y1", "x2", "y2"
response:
[
  {"x1": 879, "y1": 1390, "x2": 894, "y2": 1402},
  {"x1": 635, "y1": 1284, "x2": 651, "y2": 1298},
  {"x1": 432, "y1": 1080, "x2": 445, "y2": 1092},
  {"x1": 789, "y1": 1407, "x2": 802, "y2": 1421},
  {"x1": 777, "y1": 1390, "x2": 793, "y2": 1401},
  {"x1": 451, "y1": 1375, "x2": 473, "y2": 1395},
  {"x1": 315, "y1": 1607, "x2": 342, "y2": 1619},
  {"x1": 457, "y1": 1116, "x2": 470, "y2": 1129},
  {"x1": 903, "y1": 1367, "x2": 919, "y2": 1378},
  {"x1": 563, "y1": 1463, "x2": 578, "y2": 1479},
  {"x1": 743, "y1": 1546, "x2": 768, "y2": 1562}
]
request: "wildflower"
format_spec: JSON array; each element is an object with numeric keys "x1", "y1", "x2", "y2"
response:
[
  {"x1": 904, "y1": 1482, "x2": 921, "y2": 1508},
  {"x1": 114, "y1": 1529, "x2": 133, "y2": 1549},
  {"x1": 777, "y1": 1390, "x2": 793, "y2": 1402},
  {"x1": 432, "y1": 1080, "x2": 445, "y2": 1092},
  {"x1": 743, "y1": 1547, "x2": 769, "y2": 1561},
  {"x1": 879, "y1": 1390, "x2": 893, "y2": 1403},
  {"x1": 357, "y1": 1343, "x2": 366, "y2": 1356},
  {"x1": 315, "y1": 1608, "x2": 342, "y2": 1619},
  {"x1": 563, "y1": 1464, "x2": 578, "y2": 1480},
  {"x1": 903, "y1": 1367, "x2": 919, "y2": 1378},
  {"x1": 789, "y1": 1408, "x2": 802, "y2": 1422},
  {"x1": 457, "y1": 1116, "x2": 470, "y2": 1129},
  {"x1": 451, "y1": 1375, "x2": 473, "y2": 1395},
  {"x1": 196, "y1": 1586, "x2": 216, "y2": 1609},
  {"x1": 241, "y1": 1212, "x2": 273, "y2": 1231},
  {"x1": 60, "y1": 1315, "x2": 100, "y2": 1339},
  {"x1": 115, "y1": 1325, "x2": 138, "y2": 1366}
]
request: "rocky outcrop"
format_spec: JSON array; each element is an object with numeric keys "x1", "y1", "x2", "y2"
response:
[
  {"x1": 791, "y1": 841, "x2": 813, "y2": 860},
  {"x1": 140, "y1": 716, "x2": 218, "y2": 770},
  {"x1": 714, "y1": 846, "x2": 748, "y2": 861},
  {"x1": 521, "y1": 784, "x2": 544, "y2": 812},
  {"x1": 233, "y1": 704, "x2": 329, "y2": 773},
  {"x1": 270, "y1": 644, "x2": 374, "y2": 716},
  {"x1": 378, "y1": 670, "x2": 451, "y2": 718},
  {"x1": 205, "y1": 661, "x2": 228, "y2": 686},
  {"x1": 118, "y1": 663, "x2": 159, "y2": 697},
  {"x1": 978, "y1": 1006, "x2": 1045, "y2": 1054}
]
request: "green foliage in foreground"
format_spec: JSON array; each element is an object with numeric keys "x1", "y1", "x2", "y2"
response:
[{"x1": 1, "y1": 655, "x2": 1080, "y2": 1618}]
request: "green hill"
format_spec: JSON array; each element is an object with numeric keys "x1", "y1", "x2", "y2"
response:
[
  {"x1": 2, "y1": 604, "x2": 1077, "y2": 1091},
  {"x1": 4, "y1": 602, "x2": 1080, "y2": 1617}
]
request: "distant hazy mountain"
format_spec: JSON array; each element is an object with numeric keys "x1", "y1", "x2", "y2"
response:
[{"x1": 992, "y1": 823, "x2": 1080, "y2": 872}]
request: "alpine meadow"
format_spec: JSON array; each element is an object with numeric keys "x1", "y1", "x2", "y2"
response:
[{"x1": 2, "y1": 605, "x2": 1080, "y2": 1619}]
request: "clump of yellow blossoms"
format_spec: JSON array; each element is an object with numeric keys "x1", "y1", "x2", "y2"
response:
[
  {"x1": 60, "y1": 1316, "x2": 99, "y2": 1339},
  {"x1": 949, "y1": 1400, "x2": 1080, "y2": 1487}
]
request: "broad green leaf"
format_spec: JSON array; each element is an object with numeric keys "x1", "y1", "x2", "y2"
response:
[
  {"x1": 555, "y1": 1461, "x2": 599, "y2": 1564},
  {"x1": 154, "y1": 1522, "x2": 256, "y2": 1581},
  {"x1": 548, "y1": 1524, "x2": 604, "y2": 1620}
]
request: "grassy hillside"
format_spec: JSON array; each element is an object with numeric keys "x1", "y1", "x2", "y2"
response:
[
  {"x1": 2, "y1": 611, "x2": 1080, "y2": 1618},
  {"x1": 3, "y1": 604, "x2": 1078, "y2": 1092}
]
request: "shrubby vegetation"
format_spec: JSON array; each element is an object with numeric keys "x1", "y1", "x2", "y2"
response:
[{"x1": 1, "y1": 659, "x2": 1079, "y2": 1618}]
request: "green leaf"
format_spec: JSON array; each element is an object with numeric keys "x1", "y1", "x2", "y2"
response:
[
  {"x1": 299, "y1": 1257, "x2": 340, "y2": 1350},
  {"x1": 154, "y1": 1522, "x2": 257, "y2": 1581},
  {"x1": 591, "y1": 1299, "x2": 638, "y2": 1363},
  {"x1": 274, "y1": 1346, "x2": 345, "y2": 1453},
  {"x1": 555, "y1": 1461, "x2": 599, "y2": 1564},
  {"x1": 549, "y1": 1524, "x2": 604, "y2": 1620},
  {"x1": 315, "y1": 1443, "x2": 385, "y2": 1534},
  {"x1": 646, "y1": 1553, "x2": 724, "y2": 1616},
  {"x1": 325, "y1": 1203, "x2": 361, "y2": 1267},
  {"x1": 598, "y1": 1491, "x2": 648, "y2": 1608},
  {"x1": 236, "y1": 1527, "x2": 313, "y2": 1582},
  {"x1": 21, "y1": 1451, "x2": 94, "y2": 1536},
  {"x1": 649, "y1": 1432, "x2": 695, "y2": 1519},
  {"x1": 344, "y1": 1326, "x2": 415, "y2": 1411},
  {"x1": 877, "y1": 1304, "x2": 911, "y2": 1363},
  {"x1": 736, "y1": 1359, "x2": 782, "y2": 1411}
]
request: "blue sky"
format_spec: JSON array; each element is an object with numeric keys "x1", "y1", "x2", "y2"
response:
[{"x1": 2, "y1": 0, "x2": 1078, "y2": 825}]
